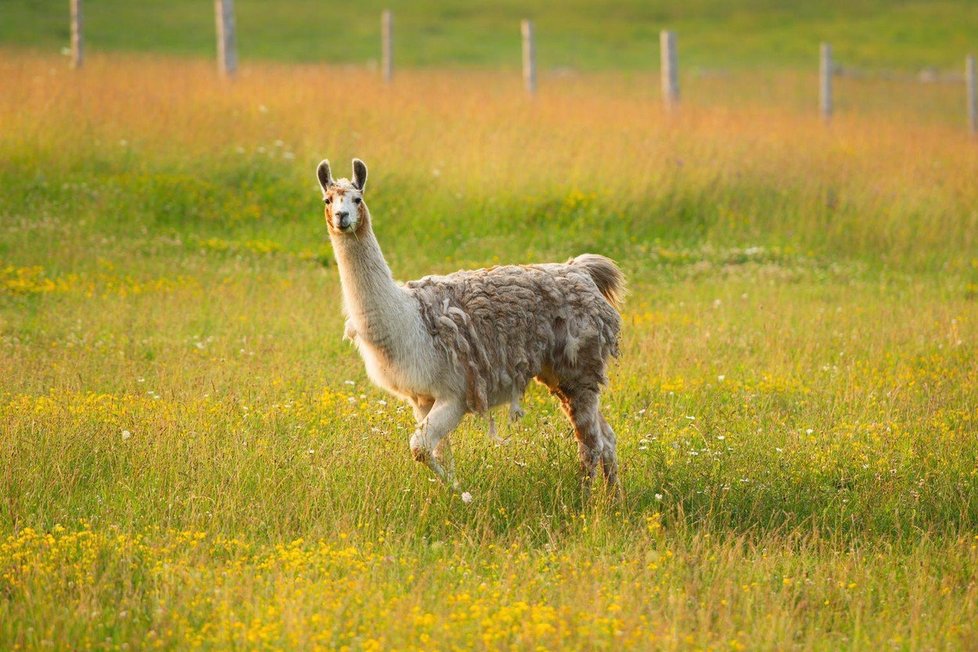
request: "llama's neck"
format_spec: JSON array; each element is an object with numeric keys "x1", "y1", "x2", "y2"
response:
[{"x1": 330, "y1": 222, "x2": 415, "y2": 351}]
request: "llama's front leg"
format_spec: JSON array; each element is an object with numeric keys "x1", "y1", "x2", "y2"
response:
[
  {"x1": 409, "y1": 399, "x2": 466, "y2": 493},
  {"x1": 433, "y1": 437, "x2": 457, "y2": 486},
  {"x1": 432, "y1": 438, "x2": 473, "y2": 503}
]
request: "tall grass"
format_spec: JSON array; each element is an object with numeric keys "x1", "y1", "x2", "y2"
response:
[{"x1": 1, "y1": 52, "x2": 977, "y2": 649}]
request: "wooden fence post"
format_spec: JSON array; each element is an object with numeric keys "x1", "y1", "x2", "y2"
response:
[
  {"x1": 820, "y1": 42, "x2": 833, "y2": 121},
  {"x1": 967, "y1": 54, "x2": 977, "y2": 135},
  {"x1": 382, "y1": 10, "x2": 393, "y2": 83},
  {"x1": 215, "y1": 0, "x2": 237, "y2": 78},
  {"x1": 70, "y1": 0, "x2": 83, "y2": 69},
  {"x1": 522, "y1": 20, "x2": 536, "y2": 95},
  {"x1": 660, "y1": 30, "x2": 679, "y2": 109}
]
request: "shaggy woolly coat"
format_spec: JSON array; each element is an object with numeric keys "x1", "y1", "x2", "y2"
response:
[{"x1": 405, "y1": 256, "x2": 622, "y2": 414}]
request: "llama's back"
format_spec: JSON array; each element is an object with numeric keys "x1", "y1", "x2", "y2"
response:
[{"x1": 406, "y1": 255, "x2": 623, "y2": 413}]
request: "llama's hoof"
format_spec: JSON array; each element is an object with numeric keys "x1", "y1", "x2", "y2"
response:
[{"x1": 461, "y1": 492, "x2": 473, "y2": 504}]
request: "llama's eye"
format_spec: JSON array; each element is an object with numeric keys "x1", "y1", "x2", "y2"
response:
[
  {"x1": 323, "y1": 197, "x2": 331, "y2": 205},
  {"x1": 353, "y1": 197, "x2": 362, "y2": 204}
]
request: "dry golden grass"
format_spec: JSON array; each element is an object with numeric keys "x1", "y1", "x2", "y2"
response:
[{"x1": 4, "y1": 51, "x2": 975, "y2": 271}]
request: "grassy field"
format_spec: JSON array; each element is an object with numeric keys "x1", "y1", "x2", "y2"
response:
[
  {"x1": 2, "y1": 49, "x2": 978, "y2": 649},
  {"x1": 3, "y1": 0, "x2": 978, "y2": 70}
]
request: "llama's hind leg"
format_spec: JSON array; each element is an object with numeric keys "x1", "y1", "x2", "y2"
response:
[
  {"x1": 536, "y1": 371, "x2": 599, "y2": 487},
  {"x1": 509, "y1": 399, "x2": 524, "y2": 422},
  {"x1": 410, "y1": 398, "x2": 465, "y2": 492},
  {"x1": 597, "y1": 412, "x2": 620, "y2": 490},
  {"x1": 558, "y1": 386, "x2": 605, "y2": 489}
]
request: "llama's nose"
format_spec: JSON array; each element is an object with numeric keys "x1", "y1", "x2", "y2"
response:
[{"x1": 335, "y1": 210, "x2": 349, "y2": 220}]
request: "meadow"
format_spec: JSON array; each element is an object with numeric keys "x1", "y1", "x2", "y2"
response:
[{"x1": 1, "y1": 46, "x2": 978, "y2": 650}]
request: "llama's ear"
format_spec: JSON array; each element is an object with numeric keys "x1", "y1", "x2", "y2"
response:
[
  {"x1": 352, "y1": 159, "x2": 368, "y2": 192},
  {"x1": 316, "y1": 160, "x2": 334, "y2": 193}
]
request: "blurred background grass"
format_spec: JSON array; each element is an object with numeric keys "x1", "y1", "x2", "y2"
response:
[{"x1": 3, "y1": 0, "x2": 977, "y2": 70}]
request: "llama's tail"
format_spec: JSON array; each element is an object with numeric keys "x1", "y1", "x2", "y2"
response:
[{"x1": 570, "y1": 254, "x2": 626, "y2": 309}]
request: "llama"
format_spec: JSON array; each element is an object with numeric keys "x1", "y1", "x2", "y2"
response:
[{"x1": 317, "y1": 158, "x2": 624, "y2": 500}]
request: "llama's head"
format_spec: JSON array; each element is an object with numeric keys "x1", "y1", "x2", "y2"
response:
[{"x1": 316, "y1": 158, "x2": 368, "y2": 235}]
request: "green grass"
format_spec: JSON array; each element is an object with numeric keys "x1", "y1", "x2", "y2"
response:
[
  {"x1": 3, "y1": 0, "x2": 978, "y2": 70},
  {"x1": 1, "y1": 53, "x2": 977, "y2": 649}
]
